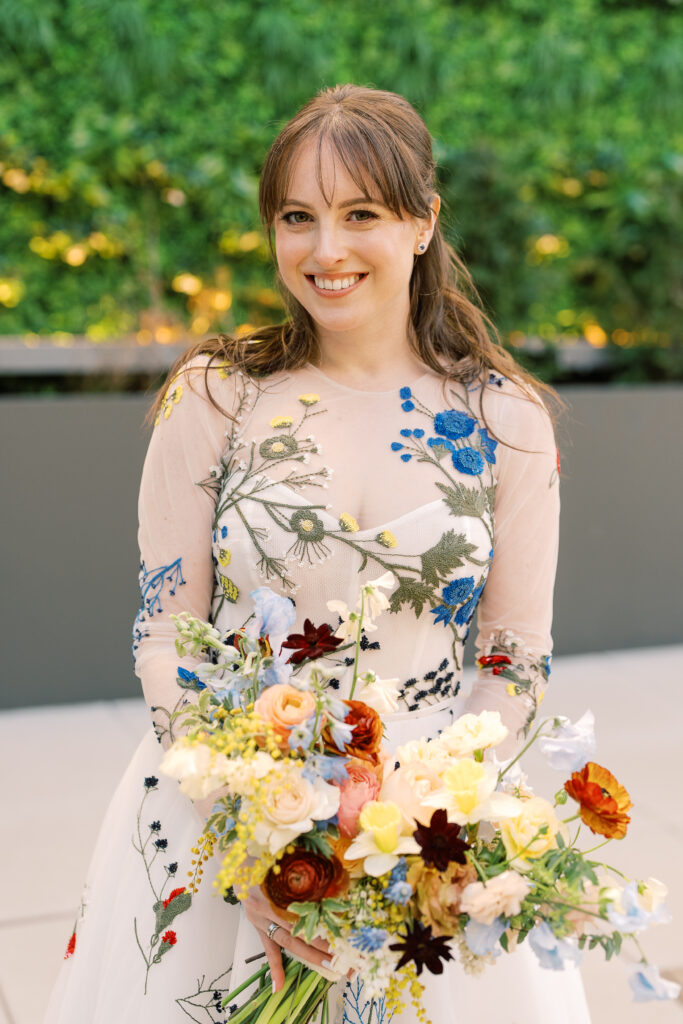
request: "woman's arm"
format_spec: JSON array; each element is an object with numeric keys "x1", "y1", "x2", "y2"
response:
[{"x1": 465, "y1": 382, "x2": 561, "y2": 759}]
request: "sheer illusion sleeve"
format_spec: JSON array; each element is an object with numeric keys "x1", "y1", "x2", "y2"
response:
[
  {"x1": 464, "y1": 382, "x2": 561, "y2": 758},
  {"x1": 133, "y1": 357, "x2": 234, "y2": 749}
]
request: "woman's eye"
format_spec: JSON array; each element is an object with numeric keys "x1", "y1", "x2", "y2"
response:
[
  {"x1": 281, "y1": 211, "x2": 310, "y2": 224},
  {"x1": 349, "y1": 209, "x2": 378, "y2": 222}
]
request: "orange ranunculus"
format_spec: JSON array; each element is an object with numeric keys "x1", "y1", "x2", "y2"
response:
[
  {"x1": 564, "y1": 762, "x2": 632, "y2": 839},
  {"x1": 323, "y1": 699, "x2": 383, "y2": 765},
  {"x1": 263, "y1": 847, "x2": 344, "y2": 910}
]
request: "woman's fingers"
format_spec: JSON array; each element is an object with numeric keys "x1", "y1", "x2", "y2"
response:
[
  {"x1": 266, "y1": 922, "x2": 331, "y2": 970},
  {"x1": 257, "y1": 929, "x2": 285, "y2": 992}
]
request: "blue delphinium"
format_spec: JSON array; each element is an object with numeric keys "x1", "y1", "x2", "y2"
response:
[
  {"x1": 248, "y1": 587, "x2": 296, "y2": 648},
  {"x1": 350, "y1": 926, "x2": 388, "y2": 953},
  {"x1": 627, "y1": 964, "x2": 681, "y2": 1002},
  {"x1": 301, "y1": 754, "x2": 349, "y2": 784},
  {"x1": 606, "y1": 881, "x2": 671, "y2": 933}
]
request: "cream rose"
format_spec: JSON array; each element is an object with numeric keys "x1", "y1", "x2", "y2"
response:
[
  {"x1": 499, "y1": 796, "x2": 561, "y2": 871},
  {"x1": 254, "y1": 769, "x2": 340, "y2": 854},
  {"x1": 254, "y1": 683, "x2": 317, "y2": 742},
  {"x1": 460, "y1": 870, "x2": 530, "y2": 925}
]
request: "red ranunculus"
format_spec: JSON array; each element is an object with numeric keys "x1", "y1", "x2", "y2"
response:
[{"x1": 263, "y1": 848, "x2": 338, "y2": 910}]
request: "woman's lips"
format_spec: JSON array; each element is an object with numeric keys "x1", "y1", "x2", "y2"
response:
[{"x1": 305, "y1": 273, "x2": 368, "y2": 297}]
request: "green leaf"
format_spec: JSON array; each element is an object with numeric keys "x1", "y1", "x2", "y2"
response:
[
  {"x1": 436, "y1": 481, "x2": 487, "y2": 518},
  {"x1": 153, "y1": 890, "x2": 192, "y2": 934},
  {"x1": 388, "y1": 576, "x2": 435, "y2": 617},
  {"x1": 420, "y1": 529, "x2": 478, "y2": 587}
]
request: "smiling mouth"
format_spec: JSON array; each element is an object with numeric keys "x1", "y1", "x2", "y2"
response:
[{"x1": 305, "y1": 273, "x2": 368, "y2": 295}]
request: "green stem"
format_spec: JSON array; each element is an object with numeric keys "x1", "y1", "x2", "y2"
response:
[
  {"x1": 496, "y1": 718, "x2": 553, "y2": 783},
  {"x1": 221, "y1": 964, "x2": 270, "y2": 1008},
  {"x1": 349, "y1": 589, "x2": 366, "y2": 700}
]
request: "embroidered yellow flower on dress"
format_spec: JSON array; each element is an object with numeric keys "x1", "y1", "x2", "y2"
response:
[
  {"x1": 269, "y1": 414, "x2": 293, "y2": 429},
  {"x1": 220, "y1": 575, "x2": 239, "y2": 603},
  {"x1": 218, "y1": 548, "x2": 232, "y2": 567},
  {"x1": 298, "y1": 393, "x2": 320, "y2": 407},
  {"x1": 215, "y1": 359, "x2": 231, "y2": 379},
  {"x1": 376, "y1": 530, "x2": 397, "y2": 548},
  {"x1": 154, "y1": 383, "x2": 184, "y2": 426},
  {"x1": 339, "y1": 513, "x2": 359, "y2": 533}
]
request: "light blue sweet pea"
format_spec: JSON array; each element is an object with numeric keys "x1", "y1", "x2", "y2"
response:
[
  {"x1": 537, "y1": 710, "x2": 596, "y2": 773},
  {"x1": 607, "y1": 881, "x2": 671, "y2": 933},
  {"x1": 627, "y1": 963, "x2": 681, "y2": 1002},
  {"x1": 464, "y1": 916, "x2": 506, "y2": 957},
  {"x1": 260, "y1": 652, "x2": 293, "y2": 689},
  {"x1": 248, "y1": 587, "x2": 296, "y2": 650},
  {"x1": 529, "y1": 922, "x2": 583, "y2": 971},
  {"x1": 301, "y1": 754, "x2": 349, "y2": 784}
]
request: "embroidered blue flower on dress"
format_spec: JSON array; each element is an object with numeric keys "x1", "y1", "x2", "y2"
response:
[
  {"x1": 399, "y1": 387, "x2": 412, "y2": 400},
  {"x1": 177, "y1": 666, "x2": 206, "y2": 691},
  {"x1": 401, "y1": 400, "x2": 415, "y2": 411},
  {"x1": 400, "y1": 428, "x2": 412, "y2": 437},
  {"x1": 401, "y1": 453, "x2": 412, "y2": 462},
  {"x1": 434, "y1": 409, "x2": 476, "y2": 440},
  {"x1": 413, "y1": 428, "x2": 424, "y2": 438},
  {"x1": 451, "y1": 447, "x2": 485, "y2": 476},
  {"x1": 431, "y1": 576, "x2": 475, "y2": 625},
  {"x1": 455, "y1": 579, "x2": 486, "y2": 626},
  {"x1": 478, "y1": 427, "x2": 498, "y2": 464},
  {"x1": 489, "y1": 372, "x2": 506, "y2": 387},
  {"x1": 391, "y1": 442, "x2": 404, "y2": 451}
]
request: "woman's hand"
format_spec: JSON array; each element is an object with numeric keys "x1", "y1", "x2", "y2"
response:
[{"x1": 242, "y1": 884, "x2": 331, "y2": 992}]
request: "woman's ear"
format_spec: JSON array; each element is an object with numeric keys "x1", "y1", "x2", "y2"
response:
[{"x1": 415, "y1": 194, "x2": 441, "y2": 252}]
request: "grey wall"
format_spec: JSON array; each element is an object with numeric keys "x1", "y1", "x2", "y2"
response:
[{"x1": 1, "y1": 387, "x2": 681, "y2": 709}]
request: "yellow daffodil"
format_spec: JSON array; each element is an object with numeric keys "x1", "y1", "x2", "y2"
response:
[{"x1": 344, "y1": 800, "x2": 419, "y2": 876}]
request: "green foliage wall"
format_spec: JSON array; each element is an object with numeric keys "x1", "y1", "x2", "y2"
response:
[{"x1": 1, "y1": 0, "x2": 682, "y2": 379}]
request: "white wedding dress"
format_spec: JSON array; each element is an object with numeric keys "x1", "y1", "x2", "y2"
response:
[{"x1": 45, "y1": 356, "x2": 590, "y2": 1023}]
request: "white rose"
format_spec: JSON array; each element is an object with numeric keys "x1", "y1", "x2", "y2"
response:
[
  {"x1": 160, "y1": 741, "x2": 231, "y2": 800},
  {"x1": 460, "y1": 870, "x2": 530, "y2": 925},
  {"x1": 499, "y1": 796, "x2": 560, "y2": 871}
]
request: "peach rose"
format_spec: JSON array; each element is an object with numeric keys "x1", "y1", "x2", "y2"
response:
[
  {"x1": 380, "y1": 760, "x2": 446, "y2": 827},
  {"x1": 337, "y1": 759, "x2": 381, "y2": 838},
  {"x1": 407, "y1": 860, "x2": 477, "y2": 937},
  {"x1": 254, "y1": 684, "x2": 316, "y2": 743}
]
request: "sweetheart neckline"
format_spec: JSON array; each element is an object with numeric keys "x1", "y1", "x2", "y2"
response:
[{"x1": 240, "y1": 473, "x2": 448, "y2": 538}]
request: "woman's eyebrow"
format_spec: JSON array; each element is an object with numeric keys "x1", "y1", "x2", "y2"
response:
[{"x1": 280, "y1": 196, "x2": 382, "y2": 209}]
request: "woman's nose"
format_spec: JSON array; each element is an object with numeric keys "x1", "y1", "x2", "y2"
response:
[{"x1": 312, "y1": 224, "x2": 348, "y2": 267}]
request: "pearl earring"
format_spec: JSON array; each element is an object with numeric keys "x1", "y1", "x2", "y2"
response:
[{"x1": 416, "y1": 242, "x2": 427, "y2": 254}]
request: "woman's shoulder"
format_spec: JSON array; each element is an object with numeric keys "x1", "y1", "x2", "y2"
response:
[{"x1": 462, "y1": 369, "x2": 556, "y2": 454}]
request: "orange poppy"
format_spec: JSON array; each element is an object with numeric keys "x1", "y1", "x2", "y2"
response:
[{"x1": 564, "y1": 761, "x2": 632, "y2": 839}]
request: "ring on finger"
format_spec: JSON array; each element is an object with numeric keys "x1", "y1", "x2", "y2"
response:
[{"x1": 267, "y1": 921, "x2": 282, "y2": 942}]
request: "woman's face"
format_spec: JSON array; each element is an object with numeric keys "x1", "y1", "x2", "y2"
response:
[{"x1": 273, "y1": 138, "x2": 438, "y2": 348}]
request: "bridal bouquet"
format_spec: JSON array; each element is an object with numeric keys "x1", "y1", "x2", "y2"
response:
[{"x1": 160, "y1": 580, "x2": 679, "y2": 1023}]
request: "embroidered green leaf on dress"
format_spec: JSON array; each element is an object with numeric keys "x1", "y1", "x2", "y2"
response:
[
  {"x1": 435, "y1": 481, "x2": 488, "y2": 518},
  {"x1": 420, "y1": 529, "x2": 478, "y2": 588},
  {"x1": 389, "y1": 577, "x2": 435, "y2": 617}
]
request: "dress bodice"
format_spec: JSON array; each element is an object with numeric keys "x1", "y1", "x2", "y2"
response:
[{"x1": 133, "y1": 356, "x2": 560, "y2": 754}]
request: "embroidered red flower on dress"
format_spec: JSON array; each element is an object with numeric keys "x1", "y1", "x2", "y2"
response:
[
  {"x1": 556, "y1": 447, "x2": 562, "y2": 477},
  {"x1": 477, "y1": 654, "x2": 512, "y2": 676},
  {"x1": 162, "y1": 886, "x2": 186, "y2": 909},
  {"x1": 281, "y1": 619, "x2": 343, "y2": 664},
  {"x1": 64, "y1": 932, "x2": 76, "y2": 959},
  {"x1": 161, "y1": 929, "x2": 177, "y2": 945}
]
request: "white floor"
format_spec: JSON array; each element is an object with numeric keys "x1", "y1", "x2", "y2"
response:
[{"x1": 1, "y1": 646, "x2": 682, "y2": 1024}]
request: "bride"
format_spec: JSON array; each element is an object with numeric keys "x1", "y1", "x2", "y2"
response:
[{"x1": 46, "y1": 83, "x2": 590, "y2": 1023}]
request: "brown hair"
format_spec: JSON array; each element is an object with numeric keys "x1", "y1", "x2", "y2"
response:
[{"x1": 151, "y1": 83, "x2": 564, "y2": 437}]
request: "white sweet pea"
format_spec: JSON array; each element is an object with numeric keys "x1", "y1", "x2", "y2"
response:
[
  {"x1": 356, "y1": 670, "x2": 400, "y2": 714},
  {"x1": 422, "y1": 758, "x2": 522, "y2": 826},
  {"x1": 327, "y1": 599, "x2": 376, "y2": 641},
  {"x1": 361, "y1": 572, "x2": 395, "y2": 619},
  {"x1": 160, "y1": 740, "x2": 231, "y2": 800},
  {"x1": 538, "y1": 710, "x2": 596, "y2": 773}
]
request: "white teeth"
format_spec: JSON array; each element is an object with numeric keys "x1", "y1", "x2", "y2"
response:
[{"x1": 313, "y1": 274, "x2": 362, "y2": 291}]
